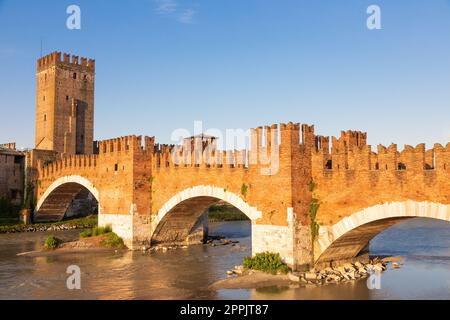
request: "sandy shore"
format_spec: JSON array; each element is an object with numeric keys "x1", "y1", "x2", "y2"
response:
[{"x1": 209, "y1": 271, "x2": 291, "y2": 290}]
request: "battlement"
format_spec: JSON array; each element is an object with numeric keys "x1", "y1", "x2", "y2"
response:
[
  {"x1": 97, "y1": 135, "x2": 140, "y2": 154},
  {"x1": 279, "y1": 122, "x2": 300, "y2": 131},
  {"x1": 152, "y1": 140, "x2": 248, "y2": 169},
  {"x1": 39, "y1": 135, "x2": 154, "y2": 178},
  {"x1": 38, "y1": 154, "x2": 99, "y2": 178},
  {"x1": 313, "y1": 140, "x2": 450, "y2": 173},
  {"x1": 329, "y1": 130, "x2": 367, "y2": 153},
  {"x1": 0, "y1": 142, "x2": 16, "y2": 150},
  {"x1": 37, "y1": 51, "x2": 95, "y2": 72}
]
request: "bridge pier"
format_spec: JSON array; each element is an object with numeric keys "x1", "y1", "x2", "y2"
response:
[
  {"x1": 251, "y1": 209, "x2": 313, "y2": 270},
  {"x1": 99, "y1": 205, "x2": 314, "y2": 271},
  {"x1": 186, "y1": 210, "x2": 209, "y2": 245}
]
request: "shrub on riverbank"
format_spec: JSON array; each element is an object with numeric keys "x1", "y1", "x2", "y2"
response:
[
  {"x1": 44, "y1": 235, "x2": 62, "y2": 249},
  {"x1": 243, "y1": 252, "x2": 290, "y2": 275},
  {"x1": 80, "y1": 225, "x2": 112, "y2": 238},
  {"x1": 100, "y1": 232, "x2": 125, "y2": 249},
  {"x1": 79, "y1": 225, "x2": 124, "y2": 248}
]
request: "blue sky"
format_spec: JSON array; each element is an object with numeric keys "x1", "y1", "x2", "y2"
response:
[{"x1": 0, "y1": 0, "x2": 449, "y2": 149}]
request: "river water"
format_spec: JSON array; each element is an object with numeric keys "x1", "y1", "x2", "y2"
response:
[{"x1": 0, "y1": 218, "x2": 449, "y2": 300}]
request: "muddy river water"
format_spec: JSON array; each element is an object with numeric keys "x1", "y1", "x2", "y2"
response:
[{"x1": 0, "y1": 218, "x2": 449, "y2": 299}]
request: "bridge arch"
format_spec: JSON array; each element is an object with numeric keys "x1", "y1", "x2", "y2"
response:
[
  {"x1": 35, "y1": 175, "x2": 100, "y2": 222},
  {"x1": 151, "y1": 185, "x2": 262, "y2": 245},
  {"x1": 315, "y1": 200, "x2": 450, "y2": 265}
]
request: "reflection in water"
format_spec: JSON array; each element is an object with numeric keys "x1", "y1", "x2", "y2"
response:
[{"x1": 0, "y1": 218, "x2": 449, "y2": 300}]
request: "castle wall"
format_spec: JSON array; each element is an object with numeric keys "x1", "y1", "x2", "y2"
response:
[
  {"x1": 311, "y1": 133, "x2": 450, "y2": 227},
  {"x1": 35, "y1": 121, "x2": 450, "y2": 268},
  {"x1": 36, "y1": 124, "x2": 315, "y2": 268},
  {"x1": 37, "y1": 136, "x2": 139, "y2": 218}
]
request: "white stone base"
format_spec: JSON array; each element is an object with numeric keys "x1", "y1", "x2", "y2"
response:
[
  {"x1": 99, "y1": 213, "x2": 133, "y2": 248},
  {"x1": 251, "y1": 222, "x2": 295, "y2": 266}
]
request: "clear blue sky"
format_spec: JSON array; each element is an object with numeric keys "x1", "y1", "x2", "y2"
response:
[{"x1": 1, "y1": 0, "x2": 449, "y2": 150}]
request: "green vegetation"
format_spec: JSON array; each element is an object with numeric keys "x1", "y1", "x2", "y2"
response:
[
  {"x1": 243, "y1": 252, "x2": 290, "y2": 275},
  {"x1": 79, "y1": 225, "x2": 112, "y2": 238},
  {"x1": 309, "y1": 198, "x2": 320, "y2": 241},
  {"x1": 208, "y1": 204, "x2": 249, "y2": 222},
  {"x1": 308, "y1": 179, "x2": 317, "y2": 192},
  {"x1": 22, "y1": 183, "x2": 36, "y2": 210},
  {"x1": 44, "y1": 235, "x2": 63, "y2": 249},
  {"x1": 307, "y1": 179, "x2": 320, "y2": 241},
  {"x1": 79, "y1": 225, "x2": 124, "y2": 248},
  {"x1": 100, "y1": 232, "x2": 125, "y2": 249},
  {"x1": 240, "y1": 183, "x2": 249, "y2": 198},
  {"x1": 0, "y1": 215, "x2": 98, "y2": 233},
  {"x1": 79, "y1": 229, "x2": 93, "y2": 238}
]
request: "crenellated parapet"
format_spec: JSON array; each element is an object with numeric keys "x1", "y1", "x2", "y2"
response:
[
  {"x1": 37, "y1": 51, "x2": 95, "y2": 73},
  {"x1": 311, "y1": 127, "x2": 449, "y2": 174},
  {"x1": 149, "y1": 122, "x2": 317, "y2": 171},
  {"x1": 38, "y1": 153, "x2": 99, "y2": 178},
  {"x1": 34, "y1": 120, "x2": 449, "y2": 270},
  {"x1": 38, "y1": 135, "x2": 153, "y2": 179}
]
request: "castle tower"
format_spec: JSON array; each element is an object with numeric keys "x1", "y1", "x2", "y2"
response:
[{"x1": 35, "y1": 52, "x2": 95, "y2": 155}]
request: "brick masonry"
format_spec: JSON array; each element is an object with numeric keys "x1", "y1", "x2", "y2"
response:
[
  {"x1": 31, "y1": 52, "x2": 450, "y2": 270},
  {"x1": 35, "y1": 52, "x2": 94, "y2": 155}
]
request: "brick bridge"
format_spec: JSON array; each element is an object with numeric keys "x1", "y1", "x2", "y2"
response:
[{"x1": 35, "y1": 123, "x2": 450, "y2": 269}]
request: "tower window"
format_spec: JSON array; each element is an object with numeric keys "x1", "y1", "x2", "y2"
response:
[
  {"x1": 73, "y1": 72, "x2": 77, "y2": 79},
  {"x1": 66, "y1": 95, "x2": 69, "y2": 101},
  {"x1": 43, "y1": 95, "x2": 45, "y2": 101},
  {"x1": 44, "y1": 114, "x2": 46, "y2": 121},
  {"x1": 114, "y1": 164, "x2": 118, "y2": 172}
]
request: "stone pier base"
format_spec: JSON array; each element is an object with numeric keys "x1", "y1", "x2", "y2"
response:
[
  {"x1": 186, "y1": 210, "x2": 209, "y2": 244},
  {"x1": 252, "y1": 209, "x2": 313, "y2": 271}
]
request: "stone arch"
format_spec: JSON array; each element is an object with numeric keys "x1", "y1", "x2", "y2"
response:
[
  {"x1": 315, "y1": 200, "x2": 450, "y2": 264},
  {"x1": 151, "y1": 185, "x2": 262, "y2": 245},
  {"x1": 35, "y1": 175, "x2": 100, "y2": 222}
]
